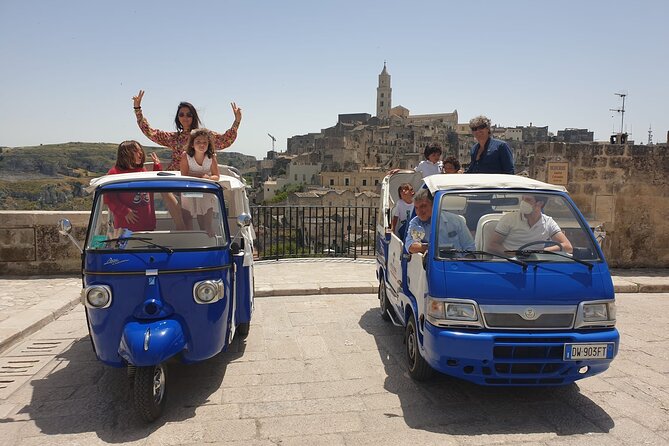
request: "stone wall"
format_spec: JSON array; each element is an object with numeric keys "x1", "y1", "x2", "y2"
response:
[
  {"x1": 1, "y1": 143, "x2": 667, "y2": 274},
  {"x1": 530, "y1": 143, "x2": 669, "y2": 267},
  {"x1": 0, "y1": 211, "x2": 89, "y2": 276}
]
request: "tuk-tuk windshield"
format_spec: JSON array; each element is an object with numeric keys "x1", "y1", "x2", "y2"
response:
[
  {"x1": 86, "y1": 189, "x2": 227, "y2": 251},
  {"x1": 435, "y1": 192, "x2": 601, "y2": 263}
]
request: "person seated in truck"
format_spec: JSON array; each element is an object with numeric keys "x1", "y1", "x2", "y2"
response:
[
  {"x1": 487, "y1": 194, "x2": 573, "y2": 255},
  {"x1": 405, "y1": 188, "x2": 474, "y2": 254}
]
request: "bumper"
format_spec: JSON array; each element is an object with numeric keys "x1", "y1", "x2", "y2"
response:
[{"x1": 422, "y1": 322, "x2": 620, "y2": 386}]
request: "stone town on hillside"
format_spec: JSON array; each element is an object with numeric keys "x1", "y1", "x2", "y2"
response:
[{"x1": 253, "y1": 63, "x2": 597, "y2": 205}]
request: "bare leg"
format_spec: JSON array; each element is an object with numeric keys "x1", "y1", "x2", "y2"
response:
[
  {"x1": 183, "y1": 210, "x2": 194, "y2": 230},
  {"x1": 202, "y1": 209, "x2": 214, "y2": 237},
  {"x1": 161, "y1": 193, "x2": 186, "y2": 230}
]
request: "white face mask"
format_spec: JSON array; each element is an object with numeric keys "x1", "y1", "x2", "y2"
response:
[{"x1": 519, "y1": 201, "x2": 534, "y2": 215}]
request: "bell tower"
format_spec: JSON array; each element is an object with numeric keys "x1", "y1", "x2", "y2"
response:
[{"x1": 376, "y1": 62, "x2": 391, "y2": 120}]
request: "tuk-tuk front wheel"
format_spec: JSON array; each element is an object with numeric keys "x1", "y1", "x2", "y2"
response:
[
  {"x1": 134, "y1": 364, "x2": 167, "y2": 422},
  {"x1": 379, "y1": 277, "x2": 390, "y2": 321},
  {"x1": 405, "y1": 317, "x2": 434, "y2": 381}
]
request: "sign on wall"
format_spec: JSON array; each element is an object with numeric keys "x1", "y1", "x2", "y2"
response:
[{"x1": 547, "y1": 161, "x2": 569, "y2": 185}]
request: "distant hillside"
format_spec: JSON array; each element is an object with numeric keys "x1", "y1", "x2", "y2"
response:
[{"x1": 0, "y1": 142, "x2": 257, "y2": 210}]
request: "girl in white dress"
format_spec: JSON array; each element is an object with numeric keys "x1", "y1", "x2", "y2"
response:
[{"x1": 180, "y1": 128, "x2": 221, "y2": 235}]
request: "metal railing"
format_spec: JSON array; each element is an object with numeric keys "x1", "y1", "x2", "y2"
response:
[{"x1": 250, "y1": 205, "x2": 378, "y2": 260}]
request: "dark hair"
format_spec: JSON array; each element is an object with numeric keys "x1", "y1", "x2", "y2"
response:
[
  {"x1": 115, "y1": 140, "x2": 145, "y2": 170},
  {"x1": 397, "y1": 182, "x2": 413, "y2": 196},
  {"x1": 423, "y1": 144, "x2": 442, "y2": 160},
  {"x1": 186, "y1": 128, "x2": 215, "y2": 158},
  {"x1": 442, "y1": 156, "x2": 461, "y2": 171},
  {"x1": 174, "y1": 102, "x2": 202, "y2": 132}
]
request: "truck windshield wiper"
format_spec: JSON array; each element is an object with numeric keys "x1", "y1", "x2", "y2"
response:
[
  {"x1": 104, "y1": 236, "x2": 174, "y2": 254},
  {"x1": 439, "y1": 248, "x2": 528, "y2": 270},
  {"x1": 512, "y1": 250, "x2": 593, "y2": 270}
]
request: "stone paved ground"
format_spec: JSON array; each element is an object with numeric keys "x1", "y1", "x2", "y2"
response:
[{"x1": 0, "y1": 291, "x2": 667, "y2": 445}]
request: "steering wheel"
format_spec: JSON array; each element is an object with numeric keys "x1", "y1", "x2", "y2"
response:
[{"x1": 516, "y1": 240, "x2": 561, "y2": 251}]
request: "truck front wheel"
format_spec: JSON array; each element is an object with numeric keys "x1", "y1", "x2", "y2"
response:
[{"x1": 405, "y1": 316, "x2": 434, "y2": 381}]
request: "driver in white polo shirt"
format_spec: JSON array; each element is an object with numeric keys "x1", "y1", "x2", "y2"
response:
[{"x1": 487, "y1": 194, "x2": 573, "y2": 255}]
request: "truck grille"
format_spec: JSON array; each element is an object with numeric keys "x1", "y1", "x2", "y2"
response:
[
  {"x1": 480, "y1": 305, "x2": 576, "y2": 330},
  {"x1": 485, "y1": 336, "x2": 572, "y2": 385}
]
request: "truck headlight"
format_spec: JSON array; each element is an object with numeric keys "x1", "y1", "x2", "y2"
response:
[
  {"x1": 446, "y1": 303, "x2": 478, "y2": 321},
  {"x1": 193, "y1": 280, "x2": 223, "y2": 304},
  {"x1": 583, "y1": 303, "x2": 608, "y2": 321},
  {"x1": 81, "y1": 285, "x2": 112, "y2": 309},
  {"x1": 427, "y1": 297, "x2": 482, "y2": 327},
  {"x1": 575, "y1": 300, "x2": 616, "y2": 328}
]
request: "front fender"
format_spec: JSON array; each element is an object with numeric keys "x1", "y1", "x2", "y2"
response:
[{"x1": 118, "y1": 319, "x2": 186, "y2": 367}]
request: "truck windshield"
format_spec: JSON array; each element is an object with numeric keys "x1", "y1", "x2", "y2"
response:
[
  {"x1": 435, "y1": 192, "x2": 601, "y2": 263},
  {"x1": 86, "y1": 189, "x2": 227, "y2": 251}
]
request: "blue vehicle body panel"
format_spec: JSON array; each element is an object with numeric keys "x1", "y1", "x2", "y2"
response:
[
  {"x1": 119, "y1": 319, "x2": 186, "y2": 367},
  {"x1": 233, "y1": 255, "x2": 253, "y2": 324},
  {"x1": 84, "y1": 250, "x2": 234, "y2": 367}
]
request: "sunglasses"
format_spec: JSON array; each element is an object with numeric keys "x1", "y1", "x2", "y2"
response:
[
  {"x1": 470, "y1": 124, "x2": 487, "y2": 131},
  {"x1": 179, "y1": 112, "x2": 193, "y2": 118}
]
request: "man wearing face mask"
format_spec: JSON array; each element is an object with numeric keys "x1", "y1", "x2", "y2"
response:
[{"x1": 487, "y1": 195, "x2": 572, "y2": 255}]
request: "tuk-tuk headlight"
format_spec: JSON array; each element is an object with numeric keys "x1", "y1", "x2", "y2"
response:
[
  {"x1": 193, "y1": 280, "x2": 223, "y2": 304},
  {"x1": 575, "y1": 300, "x2": 616, "y2": 328},
  {"x1": 81, "y1": 285, "x2": 112, "y2": 309}
]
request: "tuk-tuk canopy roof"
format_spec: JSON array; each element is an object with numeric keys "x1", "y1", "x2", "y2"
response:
[
  {"x1": 86, "y1": 171, "x2": 246, "y2": 193},
  {"x1": 423, "y1": 174, "x2": 567, "y2": 194}
]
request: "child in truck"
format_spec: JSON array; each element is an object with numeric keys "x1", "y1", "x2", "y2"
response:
[
  {"x1": 391, "y1": 183, "x2": 415, "y2": 239},
  {"x1": 180, "y1": 128, "x2": 220, "y2": 236}
]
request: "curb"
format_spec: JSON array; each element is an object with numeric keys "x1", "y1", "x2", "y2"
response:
[
  {"x1": 1, "y1": 271, "x2": 668, "y2": 356},
  {"x1": 0, "y1": 295, "x2": 80, "y2": 355}
]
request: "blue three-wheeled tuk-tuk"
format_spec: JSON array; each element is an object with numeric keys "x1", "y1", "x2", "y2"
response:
[{"x1": 58, "y1": 168, "x2": 255, "y2": 421}]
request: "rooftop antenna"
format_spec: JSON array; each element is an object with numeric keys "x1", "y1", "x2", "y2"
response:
[
  {"x1": 609, "y1": 92, "x2": 627, "y2": 134},
  {"x1": 648, "y1": 125, "x2": 653, "y2": 145},
  {"x1": 267, "y1": 133, "x2": 276, "y2": 151}
]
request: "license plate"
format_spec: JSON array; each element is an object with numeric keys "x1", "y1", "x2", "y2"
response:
[{"x1": 564, "y1": 343, "x2": 614, "y2": 360}]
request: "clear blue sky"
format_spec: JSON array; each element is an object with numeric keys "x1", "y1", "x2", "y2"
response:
[{"x1": 1, "y1": 0, "x2": 667, "y2": 159}]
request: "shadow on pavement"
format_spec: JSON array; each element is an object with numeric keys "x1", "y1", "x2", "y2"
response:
[
  {"x1": 11, "y1": 332, "x2": 248, "y2": 442},
  {"x1": 358, "y1": 307, "x2": 615, "y2": 436}
]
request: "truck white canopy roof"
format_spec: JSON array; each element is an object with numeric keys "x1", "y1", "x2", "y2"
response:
[{"x1": 423, "y1": 174, "x2": 567, "y2": 194}]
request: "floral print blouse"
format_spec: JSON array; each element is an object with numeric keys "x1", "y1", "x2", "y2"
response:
[{"x1": 134, "y1": 109, "x2": 239, "y2": 171}]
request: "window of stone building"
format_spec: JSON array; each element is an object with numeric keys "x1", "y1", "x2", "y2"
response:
[
  {"x1": 330, "y1": 179, "x2": 335, "y2": 186},
  {"x1": 345, "y1": 178, "x2": 350, "y2": 186},
  {"x1": 380, "y1": 101, "x2": 384, "y2": 106},
  {"x1": 375, "y1": 180, "x2": 379, "y2": 185},
  {"x1": 362, "y1": 179, "x2": 367, "y2": 186}
]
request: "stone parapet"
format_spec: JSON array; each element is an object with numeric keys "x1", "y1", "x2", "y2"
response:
[{"x1": 0, "y1": 211, "x2": 88, "y2": 276}]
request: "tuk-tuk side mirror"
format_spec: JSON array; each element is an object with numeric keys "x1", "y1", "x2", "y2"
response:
[
  {"x1": 58, "y1": 218, "x2": 73, "y2": 236},
  {"x1": 57, "y1": 218, "x2": 83, "y2": 253},
  {"x1": 237, "y1": 213, "x2": 252, "y2": 228}
]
